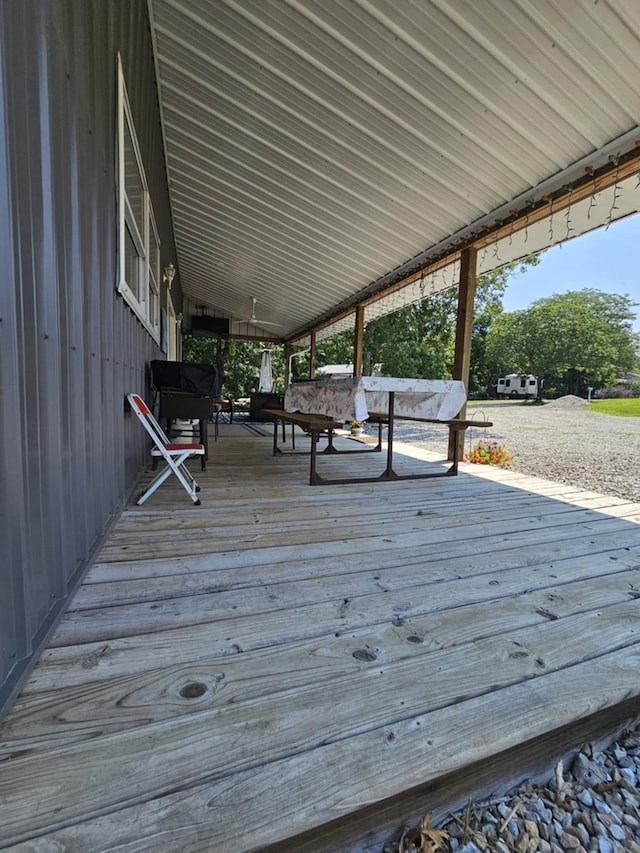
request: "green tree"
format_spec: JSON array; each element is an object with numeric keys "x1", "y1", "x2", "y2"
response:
[
  {"x1": 363, "y1": 295, "x2": 455, "y2": 379},
  {"x1": 314, "y1": 332, "x2": 353, "y2": 372},
  {"x1": 183, "y1": 256, "x2": 540, "y2": 397},
  {"x1": 182, "y1": 336, "x2": 285, "y2": 400},
  {"x1": 470, "y1": 258, "x2": 541, "y2": 394},
  {"x1": 485, "y1": 289, "x2": 639, "y2": 394},
  {"x1": 360, "y1": 256, "x2": 539, "y2": 393}
]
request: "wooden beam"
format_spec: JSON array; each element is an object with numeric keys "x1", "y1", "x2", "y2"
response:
[
  {"x1": 285, "y1": 150, "x2": 640, "y2": 346},
  {"x1": 449, "y1": 247, "x2": 477, "y2": 460},
  {"x1": 229, "y1": 333, "x2": 283, "y2": 344},
  {"x1": 473, "y1": 154, "x2": 640, "y2": 250},
  {"x1": 353, "y1": 305, "x2": 364, "y2": 376},
  {"x1": 309, "y1": 331, "x2": 316, "y2": 378},
  {"x1": 283, "y1": 342, "x2": 291, "y2": 386}
]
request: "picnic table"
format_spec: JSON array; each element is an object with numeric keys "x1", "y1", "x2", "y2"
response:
[{"x1": 270, "y1": 377, "x2": 490, "y2": 485}]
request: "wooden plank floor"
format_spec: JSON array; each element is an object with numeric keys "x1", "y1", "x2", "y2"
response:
[{"x1": 2, "y1": 425, "x2": 640, "y2": 852}]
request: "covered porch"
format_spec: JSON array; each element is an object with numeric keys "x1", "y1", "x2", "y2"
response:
[{"x1": 2, "y1": 427, "x2": 640, "y2": 852}]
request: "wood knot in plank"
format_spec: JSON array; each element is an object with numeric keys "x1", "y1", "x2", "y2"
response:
[{"x1": 353, "y1": 648, "x2": 377, "y2": 662}]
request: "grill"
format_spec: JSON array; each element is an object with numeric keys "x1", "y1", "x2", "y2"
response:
[{"x1": 150, "y1": 361, "x2": 222, "y2": 469}]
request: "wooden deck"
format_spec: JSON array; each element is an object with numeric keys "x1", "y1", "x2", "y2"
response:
[{"x1": 2, "y1": 425, "x2": 640, "y2": 852}]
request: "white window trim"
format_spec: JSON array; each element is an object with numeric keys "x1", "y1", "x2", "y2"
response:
[
  {"x1": 116, "y1": 54, "x2": 160, "y2": 343},
  {"x1": 148, "y1": 207, "x2": 161, "y2": 338}
]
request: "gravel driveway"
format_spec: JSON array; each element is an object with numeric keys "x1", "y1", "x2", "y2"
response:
[{"x1": 391, "y1": 397, "x2": 640, "y2": 503}]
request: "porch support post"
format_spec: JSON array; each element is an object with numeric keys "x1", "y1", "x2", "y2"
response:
[
  {"x1": 284, "y1": 342, "x2": 291, "y2": 387},
  {"x1": 353, "y1": 304, "x2": 364, "y2": 376},
  {"x1": 449, "y1": 246, "x2": 477, "y2": 460},
  {"x1": 309, "y1": 331, "x2": 316, "y2": 378}
]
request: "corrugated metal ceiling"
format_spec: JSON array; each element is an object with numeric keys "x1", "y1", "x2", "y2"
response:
[{"x1": 148, "y1": 0, "x2": 640, "y2": 341}]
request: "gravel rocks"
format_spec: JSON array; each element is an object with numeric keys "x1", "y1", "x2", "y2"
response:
[
  {"x1": 438, "y1": 735, "x2": 640, "y2": 853},
  {"x1": 384, "y1": 732, "x2": 640, "y2": 853},
  {"x1": 391, "y1": 399, "x2": 640, "y2": 503}
]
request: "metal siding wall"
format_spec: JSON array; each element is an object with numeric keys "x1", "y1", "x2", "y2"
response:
[
  {"x1": 0, "y1": 8, "x2": 29, "y2": 685},
  {"x1": 8, "y1": 4, "x2": 56, "y2": 636},
  {"x1": 0, "y1": 0, "x2": 176, "y2": 718}
]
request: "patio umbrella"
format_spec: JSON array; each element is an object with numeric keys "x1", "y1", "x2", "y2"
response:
[{"x1": 258, "y1": 348, "x2": 274, "y2": 393}]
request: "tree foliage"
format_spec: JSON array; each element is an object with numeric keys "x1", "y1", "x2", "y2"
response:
[
  {"x1": 182, "y1": 336, "x2": 285, "y2": 400},
  {"x1": 485, "y1": 289, "x2": 639, "y2": 393},
  {"x1": 313, "y1": 333, "x2": 353, "y2": 373},
  {"x1": 181, "y1": 256, "x2": 552, "y2": 399},
  {"x1": 359, "y1": 256, "x2": 540, "y2": 394}
]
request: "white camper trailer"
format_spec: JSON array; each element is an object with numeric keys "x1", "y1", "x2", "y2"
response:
[{"x1": 497, "y1": 373, "x2": 542, "y2": 399}]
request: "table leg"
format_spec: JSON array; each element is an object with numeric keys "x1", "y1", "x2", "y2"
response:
[
  {"x1": 449, "y1": 426, "x2": 462, "y2": 475},
  {"x1": 310, "y1": 429, "x2": 319, "y2": 484},
  {"x1": 383, "y1": 391, "x2": 396, "y2": 479},
  {"x1": 198, "y1": 419, "x2": 207, "y2": 471}
]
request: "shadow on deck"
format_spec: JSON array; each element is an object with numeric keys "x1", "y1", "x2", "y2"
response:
[{"x1": 2, "y1": 425, "x2": 640, "y2": 852}]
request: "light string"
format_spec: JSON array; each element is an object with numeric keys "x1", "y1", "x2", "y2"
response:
[{"x1": 606, "y1": 156, "x2": 621, "y2": 229}]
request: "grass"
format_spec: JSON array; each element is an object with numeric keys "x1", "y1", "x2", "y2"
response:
[
  {"x1": 468, "y1": 397, "x2": 640, "y2": 417},
  {"x1": 588, "y1": 398, "x2": 640, "y2": 417}
]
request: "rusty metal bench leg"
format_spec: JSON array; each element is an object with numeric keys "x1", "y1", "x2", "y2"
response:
[
  {"x1": 448, "y1": 426, "x2": 465, "y2": 475},
  {"x1": 309, "y1": 429, "x2": 316, "y2": 484}
]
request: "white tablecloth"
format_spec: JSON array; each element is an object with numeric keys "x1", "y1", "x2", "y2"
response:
[{"x1": 284, "y1": 376, "x2": 466, "y2": 422}]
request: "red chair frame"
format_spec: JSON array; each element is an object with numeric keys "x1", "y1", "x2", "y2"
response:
[{"x1": 127, "y1": 393, "x2": 205, "y2": 505}]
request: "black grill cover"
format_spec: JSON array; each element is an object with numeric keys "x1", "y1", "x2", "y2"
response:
[{"x1": 151, "y1": 360, "x2": 221, "y2": 398}]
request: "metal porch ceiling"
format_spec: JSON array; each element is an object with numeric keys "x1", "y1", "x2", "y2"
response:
[{"x1": 148, "y1": 0, "x2": 640, "y2": 341}]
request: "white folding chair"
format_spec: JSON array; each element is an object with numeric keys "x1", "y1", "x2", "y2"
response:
[{"x1": 127, "y1": 393, "x2": 205, "y2": 506}]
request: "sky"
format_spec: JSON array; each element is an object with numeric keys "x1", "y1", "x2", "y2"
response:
[{"x1": 500, "y1": 212, "x2": 640, "y2": 332}]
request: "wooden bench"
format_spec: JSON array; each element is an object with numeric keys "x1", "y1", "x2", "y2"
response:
[
  {"x1": 309, "y1": 413, "x2": 493, "y2": 485},
  {"x1": 262, "y1": 408, "x2": 492, "y2": 486},
  {"x1": 386, "y1": 416, "x2": 492, "y2": 430},
  {"x1": 369, "y1": 413, "x2": 493, "y2": 474},
  {"x1": 262, "y1": 407, "x2": 392, "y2": 485},
  {"x1": 260, "y1": 408, "x2": 344, "y2": 455}
]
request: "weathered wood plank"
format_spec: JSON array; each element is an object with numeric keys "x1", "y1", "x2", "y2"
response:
[
  {"x1": 85, "y1": 491, "x2": 639, "y2": 583},
  {"x1": 52, "y1": 518, "x2": 640, "y2": 645},
  {"x1": 74, "y1": 515, "x2": 640, "y2": 610},
  {"x1": 94, "y1": 502, "x2": 640, "y2": 562},
  {"x1": 3, "y1": 433, "x2": 640, "y2": 853},
  {"x1": 123, "y1": 474, "x2": 600, "y2": 508},
  {"x1": 29, "y1": 539, "x2": 640, "y2": 691},
  {"x1": 90, "y1": 496, "x2": 616, "y2": 580},
  {"x1": 77, "y1": 541, "x2": 640, "y2": 613},
  {"x1": 2, "y1": 568, "x2": 638, "y2": 758},
  {"x1": 9, "y1": 659, "x2": 636, "y2": 853},
  {"x1": 102, "y1": 488, "x2": 633, "y2": 544},
  {"x1": 108, "y1": 484, "x2": 637, "y2": 533},
  {"x1": 106, "y1": 486, "x2": 576, "y2": 536},
  {"x1": 2, "y1": 619, "x2": 640, "y2": 847}
]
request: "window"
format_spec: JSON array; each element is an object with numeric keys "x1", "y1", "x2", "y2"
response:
[{"x1": 117, "y1": 55, "x2": 160, "y2": 340}]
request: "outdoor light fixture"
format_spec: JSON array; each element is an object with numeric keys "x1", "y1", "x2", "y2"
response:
[{"x1": 162, "y1": 263, "x2": 176, "y2": 289}]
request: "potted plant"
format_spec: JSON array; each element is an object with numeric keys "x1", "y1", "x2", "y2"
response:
[{"x1": 350, "y1": 419, "x2": 364, "y2": 436}]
